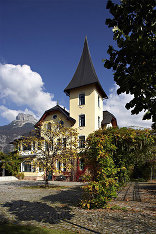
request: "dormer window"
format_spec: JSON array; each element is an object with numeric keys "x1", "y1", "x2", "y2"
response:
[{"x1": 79, "y1": 94, "x2": 85, "y2": 105}]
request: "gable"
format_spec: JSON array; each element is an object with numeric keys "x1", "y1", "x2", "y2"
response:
[{"x1": 35, "y1": 105, "x2": 76, "y2": 128}]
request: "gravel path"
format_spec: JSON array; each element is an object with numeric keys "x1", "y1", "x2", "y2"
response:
[{"x1": 0, "y1": 180, "x2": 155, "y2": 233}]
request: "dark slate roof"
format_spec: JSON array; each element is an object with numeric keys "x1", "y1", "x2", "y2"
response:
[
  {"x1": 102, "y1": 111, "x2": 117, "y2": 125},
  {"x1": 64, "y1": 37, "x2": 107, "y2": 98},
  {"x1": 35, "y1": 105, "x2": 76, "y2": 127}
]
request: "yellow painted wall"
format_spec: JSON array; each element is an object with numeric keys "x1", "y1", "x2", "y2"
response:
[
  {"x1": 94, "y1": 89, "x2": 103, "y2": 130},
  {"x1": 69, "y1": 84, "x2": 103, "y2": 138},
  {"x1": 23, "y1": 172, "x2": 44, "y2": 177},
  {"x1": 43, "y1": 110, "x2": 73, "y2": 128}
]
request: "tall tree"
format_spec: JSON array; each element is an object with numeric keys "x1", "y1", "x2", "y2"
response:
[
  {"x1": 19, "y1": 120, "x2": 78, "y2": 186},
  {"x1": 104, "y1": 0, "x2": 156, "y2": 129}
]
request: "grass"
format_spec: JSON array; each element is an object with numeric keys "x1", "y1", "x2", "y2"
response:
[{"x1": 0, "y1": 223, "x2": 76, "y2": 234}]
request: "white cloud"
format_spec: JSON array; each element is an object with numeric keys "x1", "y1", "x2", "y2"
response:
[
  {"x1": 0, "y1": 105, "x2": 38, "y2": 122},
  {"x1": 104, "y1": 84, "x2": 152, "y2": 129},
  {"x1": 0, "y1": 64, "x2": 56, "y2": 121},
  {"x1": 0, "y1": 106, "x2": 20, "y2": 122}
]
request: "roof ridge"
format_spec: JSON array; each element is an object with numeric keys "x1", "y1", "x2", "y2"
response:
[{"x1": 35, "y1": 105, "x2": 75, "y2": 127}]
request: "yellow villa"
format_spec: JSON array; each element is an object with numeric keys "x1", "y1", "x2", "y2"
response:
[{"x1": 15, "y1": 37, "x2": 117, "y2": 181}]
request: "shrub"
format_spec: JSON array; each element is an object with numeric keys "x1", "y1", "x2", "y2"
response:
[
  {"x1": 16, "y1": 172, "x2": 24, "y2": 180},
  {"x1": 81, "y1": 128, "x2": 155, "y2": 209},
  {"x1": 81, "y1": 131, "x2": 118, "y2": 209}
]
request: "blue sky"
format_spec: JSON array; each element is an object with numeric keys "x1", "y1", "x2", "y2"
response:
[{"x1": 0, "y1": 0, "x2": 152, "y2": 128}]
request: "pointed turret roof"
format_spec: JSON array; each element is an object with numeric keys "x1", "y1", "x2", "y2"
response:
[{"x1": 64, "y1": 37, "x2": 107, "y2": 98}]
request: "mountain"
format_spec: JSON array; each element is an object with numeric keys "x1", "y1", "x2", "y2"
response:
[{"x1": 0, "y1": 113, "x2": 37, "y2": 153}]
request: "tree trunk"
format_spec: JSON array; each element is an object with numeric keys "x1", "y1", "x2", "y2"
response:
[{"x1": 45, "y1": 169, "x2": 49, "y2": 187}]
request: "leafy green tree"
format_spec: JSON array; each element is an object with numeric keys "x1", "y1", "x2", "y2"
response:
[
  {"x1": 0, "y1": 151, "x2": 21, "y2": 176},
  {"x1": 104, "y1": 0, "x2": 156, "y2": 129},
  {"x1": 81, "y1": 127, "x2": 155, "y2": 208}
]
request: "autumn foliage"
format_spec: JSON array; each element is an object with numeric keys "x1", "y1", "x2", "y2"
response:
[
  {"x1": 19, "y1": 120, "x2": 78, "y2": 185},
  {"x1": 81, "y1": 127, "x2": 155, "y2": 209}
]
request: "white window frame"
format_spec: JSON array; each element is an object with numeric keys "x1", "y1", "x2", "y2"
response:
[
  {"x1": 79, "y1": 93, "x2": 85, "y2": 106},
  {"x1": 79, "y1": 114, "x2": 85, "y2": 127}
]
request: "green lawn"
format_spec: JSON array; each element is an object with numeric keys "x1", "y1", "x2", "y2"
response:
[{"x1": 0, "y1": 224, "x2": 76, "y2": 234}]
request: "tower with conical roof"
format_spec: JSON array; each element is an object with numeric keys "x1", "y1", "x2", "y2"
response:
[{"x1": 64, "y1": 37, "x2": 107, "y2": 143}]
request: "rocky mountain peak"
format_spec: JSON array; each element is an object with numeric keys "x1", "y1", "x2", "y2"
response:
[
  {"x1": 16, "y1": 113, "x2": 36, "y2": 123},
  {"x1": 11, "y1": 113, "x2": 37, "y2": 127},
  {"x1": 0, "y1": 113, "x2": 37, "y2": 153}
]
